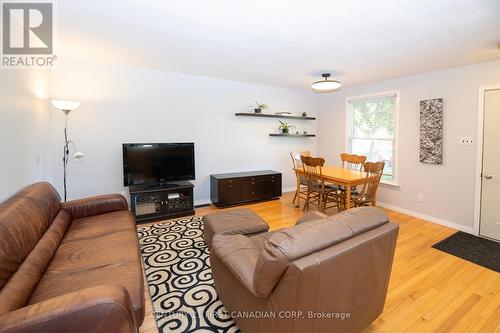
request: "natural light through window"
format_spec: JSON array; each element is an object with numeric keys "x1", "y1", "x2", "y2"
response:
[{"x1": 347, "y1": 92, "x2": 398, "y2": 184}]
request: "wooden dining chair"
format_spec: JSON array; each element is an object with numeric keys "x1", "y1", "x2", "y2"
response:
[
  {"x1": 337, "y1": 153, "x2": 368, "y2": 197},
  {"x1": 290, "y1": 151, "x2": 310, "y2": 207},
  {"x1": 300, "y1": 156, "x2": 339, "y2": 212},
  {"x1": 340, "y1": 153, "x2": 367, "y2": 171},
  {"x1": 351, "y1": 161, "x2": 385, "y2": 208}
]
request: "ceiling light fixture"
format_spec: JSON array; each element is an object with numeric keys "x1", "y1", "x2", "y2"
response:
[{"x1": 311, "y1": 73, "x2": 342, "y2": 93}]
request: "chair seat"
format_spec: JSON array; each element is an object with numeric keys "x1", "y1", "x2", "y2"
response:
[
  {"x1": 307, "y1": 184, "x2": 336, "y2": 193},
  {"x1": 325, "y1": 183, "x2": 340, "y2": 190},
  {"x1": 352, "y1": 193, "x2": 373, "y2": 203}
]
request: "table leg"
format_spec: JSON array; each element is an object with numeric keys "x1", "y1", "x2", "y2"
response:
[{"x1": 346, "y1": 184, "x2": 351, "y2": 210}]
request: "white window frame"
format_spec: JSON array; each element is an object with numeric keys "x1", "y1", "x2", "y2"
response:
[{"x1": 345, "y1": 90, "x2": 400, "y2": 187}]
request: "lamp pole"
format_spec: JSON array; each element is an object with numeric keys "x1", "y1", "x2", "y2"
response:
[
  {"x1": 62, "y1": 109, "x2": 70, "y2": 201},
  {"x1": 52, "y1": 100, "x2": 81, "y2": 202}
]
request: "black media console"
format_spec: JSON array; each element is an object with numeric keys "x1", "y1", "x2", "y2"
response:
[
  {"x1": 210, "y1": 170, "x2": 282, "y2": 207},
  {"x1": 129, "y1": 181, "x2": 194, "y2": 223}
]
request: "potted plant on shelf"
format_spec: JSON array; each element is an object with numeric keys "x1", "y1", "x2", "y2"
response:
[
  {"x1": 279, "y1": 121, "x2": 296, "y2": 134},
  {"x1": 254, "y1": 101, "x2": 268, "y2": 113}
]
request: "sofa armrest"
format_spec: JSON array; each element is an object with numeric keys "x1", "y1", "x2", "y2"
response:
[
  {"x1": 62, "y1": 194, "x2": 128, "y2": 219},
  {"x1": 0, "y1": 285, "x2": 137, "y2": 333},
  {"x1": 212, "y1": 234, "x2": 264, "y2": 298},
  {"x1": 295, "y1": 211, "x2": 328, "y2": 225}
]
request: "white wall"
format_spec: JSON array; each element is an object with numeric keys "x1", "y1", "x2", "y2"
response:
[
  {"x1": 317, "y1": 60, "x2": 500, "y2": 231},
  {"x1": 51, "y1": 59, "x2": 317, "y2": 204},
  {"x1": 0, "y1": 69, "x2": 51, "y2": 202}
]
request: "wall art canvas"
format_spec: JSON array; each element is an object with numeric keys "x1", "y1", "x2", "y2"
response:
[{"x1": 420, "y1": 98, "x2": 443, "y2": 164}]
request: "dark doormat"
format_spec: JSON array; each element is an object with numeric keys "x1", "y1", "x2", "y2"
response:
[{"x1": 432, "y1": 231, "x2": 500, "y2": 272}]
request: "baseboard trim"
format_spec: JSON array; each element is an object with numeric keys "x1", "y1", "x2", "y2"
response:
[
  {"x1": 194, "y1": 199, "x2": 212, "y2": 207},
  {"x1": 195, "y1": 187, "x2": 296, "y2": 207},
  {"x1": 377, "y1": 201, "x2": 474, "y2": 234}
]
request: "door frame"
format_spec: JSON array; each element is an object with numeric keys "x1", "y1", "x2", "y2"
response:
[{"x1": 473, "y1": 84, "x2": 500, "y2": 236}]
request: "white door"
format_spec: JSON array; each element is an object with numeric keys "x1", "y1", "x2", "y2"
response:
[{"x1": 480, "y1": 89, "x2": 500, "y2": 241}]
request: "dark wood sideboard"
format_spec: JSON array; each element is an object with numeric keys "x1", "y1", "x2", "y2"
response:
[{"x1": 210, "y1": 170, "x2": 282, "y2": 207}]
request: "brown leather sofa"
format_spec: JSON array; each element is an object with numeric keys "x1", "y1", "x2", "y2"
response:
[
  {"x1": 210, "y1": 207, "x2": 398, "y2": 333},
  {"x1": 0, "y1": 182, "x2": 144, "y2": 333}
]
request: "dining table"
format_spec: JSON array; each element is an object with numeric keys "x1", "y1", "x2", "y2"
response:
[{"x1": 294, "y1": 166, "x2": 369, "y2": 209}]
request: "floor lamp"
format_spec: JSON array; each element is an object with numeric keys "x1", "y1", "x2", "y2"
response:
[{"x1": 52, "y1": 100, "x2": 82, "y2": 201}]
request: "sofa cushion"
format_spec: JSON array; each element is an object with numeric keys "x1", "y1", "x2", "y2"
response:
[
  {"x1": 295, "y1": 211, "x2": 328, "y2": 225},
  {"x1": 28, "y1": 210, "x2": 145, "y2": 323},
  {"x1": 0, "y1": 210, "x2": 71, "y2": 315},
  {"x1": 0, "y1": 182, "x2": 62, "y2": 288},
  {"x1": 203, "y1": 208, "x2": 269, "y2": 248},
  {"x1": 269, "y1": 207, "x2": 388, "y2": 261},
  {"x1": 249, "y1": 231, "x2": 276, "y2": 250},
  {"x1": 63, "y1": 210, "x2": 137, "y2": 241},
  {"x1": 212, "y1": 234, "x2": 261, "y2": 296},
  {"x1": 14, "y1": 182, "x2": 61, "y2": 224},
  {"x1": 253, "y1": 207, "x2": 389, "y2": 296}
]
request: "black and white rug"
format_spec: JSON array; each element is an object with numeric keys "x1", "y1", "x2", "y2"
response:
[{"x1": 137, "y1": 217, "x2": 240, "y2": 333}]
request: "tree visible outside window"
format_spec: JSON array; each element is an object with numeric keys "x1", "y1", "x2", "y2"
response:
[{"x1": 347, "y1": 92, "x2": 398, "y2": 183}]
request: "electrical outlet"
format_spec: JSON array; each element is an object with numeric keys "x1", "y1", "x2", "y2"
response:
[
  {"x1": 417, "y1": 193, "x2": 424, "y2": 203},
  {"x1": 458, "y1": 137, "x2": 474, "y2": 146}
]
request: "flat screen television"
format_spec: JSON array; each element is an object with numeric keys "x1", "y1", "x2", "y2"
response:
[{"x1": 123, "y1": 143, "x2": 195, "y2": 186}]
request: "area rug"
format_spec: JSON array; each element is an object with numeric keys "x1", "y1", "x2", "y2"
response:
[
  {"x1": 432, "y1": 231, "x2": 500, "y2": 272},
  {"x1": 137, "y1": 216, "x2": 240, "y2": 333}
]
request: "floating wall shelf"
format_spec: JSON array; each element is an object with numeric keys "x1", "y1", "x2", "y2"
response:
[
  {"x1": 269, "y1": 133, "x2": 316, "y2": 137},
  {"x1": 235, "y1": 112, "x2": 316, "y2": 120}
]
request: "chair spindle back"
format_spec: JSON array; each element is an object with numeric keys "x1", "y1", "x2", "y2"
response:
[
  {"x1": 340, "y1": 153, "x2": 367, "y2": 171},
  {"x1": 301, "y1": 156, "x2": 326, "y2": 191},
  {"x1": 358, "y1": 161, "x2": 385, "y2": 201}
]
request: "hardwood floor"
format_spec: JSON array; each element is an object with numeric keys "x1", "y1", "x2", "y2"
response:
[{"x1": 138, "y1": 192, "x2": 500, "y2": 333}]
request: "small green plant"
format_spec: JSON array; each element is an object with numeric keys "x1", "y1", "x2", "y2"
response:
[
  {"x1": 278, "y1": 121, "x2": 296, "y2": 134},
  {"x1": 253, "y1": 101, "x2": 268, "y2": 113}
]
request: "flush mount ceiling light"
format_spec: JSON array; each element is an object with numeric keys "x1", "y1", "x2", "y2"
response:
[{"x1": 311, "y1": 73, "x2": 342, "y2": 93}]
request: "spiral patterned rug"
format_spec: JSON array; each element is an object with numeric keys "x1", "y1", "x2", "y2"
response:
[{"x1": 137, "y1": 216, "x2": 240, "y2": 333}]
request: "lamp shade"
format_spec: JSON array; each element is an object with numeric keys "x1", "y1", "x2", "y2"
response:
[
  {"x1": 52, "y1": 100, "x2": 80, "y2": 113},
  {"x1": 311, "y1": 73, "x2": 342, "y2": 93}
]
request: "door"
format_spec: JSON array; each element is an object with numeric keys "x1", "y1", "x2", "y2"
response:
[{"x1": 480, "y1": 89, "x2": 500, "y2": 241}]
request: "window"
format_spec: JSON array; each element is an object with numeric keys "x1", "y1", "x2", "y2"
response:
[{"x1": 346, "y1": 91, "x2": 398, "y2": 184}]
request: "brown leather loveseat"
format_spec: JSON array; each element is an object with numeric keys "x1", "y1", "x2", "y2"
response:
[
  {"x1": 0, "y1": 182, "x2": 144, "y2": 333},
  {"x1": 211, "y1": 207, "x2": 398, "y2": 333}
]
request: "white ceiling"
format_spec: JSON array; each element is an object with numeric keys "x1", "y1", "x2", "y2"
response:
[{"x1": 57, "y1": 0, "x2": 500, "y2": 89}]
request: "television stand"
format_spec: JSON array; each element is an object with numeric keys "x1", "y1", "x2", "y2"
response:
[
  {"x1": 129, "y1": 181, "x2": 194, "y2": 223},
  {"x1": 142, "y1": 182, "x2": 181, "y2": 190}
]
